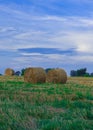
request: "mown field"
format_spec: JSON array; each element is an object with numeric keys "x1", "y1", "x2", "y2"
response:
[{"x1": 0, "y1": 76, "x2": 93, "y2": 130}]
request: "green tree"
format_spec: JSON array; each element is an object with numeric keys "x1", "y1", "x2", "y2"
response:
[{"x1": 21, "y1": 68, "x2": 26, "y2": 76}]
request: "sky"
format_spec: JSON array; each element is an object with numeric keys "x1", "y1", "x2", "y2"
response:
[{"x1": 0, "y1": 0, "x2": 93, "y2": 75}]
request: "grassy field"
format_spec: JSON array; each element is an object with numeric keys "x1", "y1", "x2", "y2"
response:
[{"x1": 0, "y1": 76, "x2": 93, "y2": 130}]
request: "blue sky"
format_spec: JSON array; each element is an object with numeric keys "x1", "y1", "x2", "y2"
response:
[{"x1": 0, "y1": 0, "x2": 93, "y2": 75}]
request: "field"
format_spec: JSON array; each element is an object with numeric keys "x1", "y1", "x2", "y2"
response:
[{"x1": 0, "y1": 76, "x2": 93, "y2": 130}]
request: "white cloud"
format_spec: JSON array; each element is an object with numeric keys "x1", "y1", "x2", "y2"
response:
[
  {"x1": 20, "y1": 52, "x2": 43, "y2": 56},
  {"x1": 0, "y1": 14, "x2": 93, "y2": 53},
  {"x1": 0, "y1": 27, "x2": 16, "y2": 33},
  {"x1": 0, "y1": 3, "x2": 93, "y2": 72},
  {"x1": 14, "y1": 31, "x2": 47, "y2": 40},
  {"x1": 1, "y1": 15, "x2": 93, "y2": 54},
  {"x1": 12, "y1": 52, "x2": 93, "y2": 72}
]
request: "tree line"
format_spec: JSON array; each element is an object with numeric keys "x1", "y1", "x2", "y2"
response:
[
  {"x1": 21, "y1": 68, "x2": 93, "y2": 77},
  {"x1": 0, "y1": 67, "x2": 93, "y2": 77},
  {"x1": 70, "y1": 68, "x2": 93, "y2": 77}
]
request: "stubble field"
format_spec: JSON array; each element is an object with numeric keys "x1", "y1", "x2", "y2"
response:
[{"x1": 0, "y1": 76, "x2": 93, "y2": 130}]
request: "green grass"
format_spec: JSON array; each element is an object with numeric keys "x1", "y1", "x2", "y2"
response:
[{"x1": 0, "y1": 78, "x2": 93, "y2": 130}]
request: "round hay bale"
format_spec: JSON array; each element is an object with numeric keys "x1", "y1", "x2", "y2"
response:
[
  {"x1": 5, "y1": 68, "x2": 15, "y2": 76},
  {"x1": 46, "y1": 68, "x2": 67, "y2": 84},
  {"x1": 24, "y1": 67, "x2": 46, "y2": 84}
]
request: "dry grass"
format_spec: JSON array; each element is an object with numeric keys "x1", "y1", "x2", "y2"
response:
[
  {"x1": 68, "y1": 77, "x2": 93, "y2": 86},
  {"x1": 0, "y1": 76, "x2": 93, "y2": 85},
  {"x1": 0, "y1": 76, "x2": 24, "y2": 82}
]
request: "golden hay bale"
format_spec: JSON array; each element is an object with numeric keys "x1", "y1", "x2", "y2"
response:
[
  {"x1": 24, "y1": 67, "x2": 46, "y2": 84},
  {"x1": 46, "y1": 68, "x2": 67, "y2": 84},
  {"x1": 5, "y1": 68, "x2": 15, "y2": 76}
]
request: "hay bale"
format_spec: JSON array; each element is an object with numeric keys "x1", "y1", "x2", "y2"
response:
[
  {"x1": 5, "y1": 68, "x2": 15, "y2": 76},
  {"x1": 46, "y1": 68, "x2": 67, "y2": 84},
  {"x1": 24, "y1": 67, "x2": 46, "y2": 84}
]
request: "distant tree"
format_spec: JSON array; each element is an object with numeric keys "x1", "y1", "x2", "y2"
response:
[
  {"x1": 21, "y1": 68, "x2": 26, "y2": 76},
  {"x1": 84, "y1": 73, "x2": 90, "y2": 77},
  {"x1": 70, "y1": 70, "x2": 77, "y2": 76},
  {"x1": 15, "y1": 71, "x2": 21, "y2": 76},
  {"x1": 70, "y1": 68, "x2": 87, "y2": 77},
  {"x1": 77, "y1": 68, "x2": 87, "y2": 76},
  {"x1": 90, "y1": 73, "x2": 93, "y2": 77}
]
